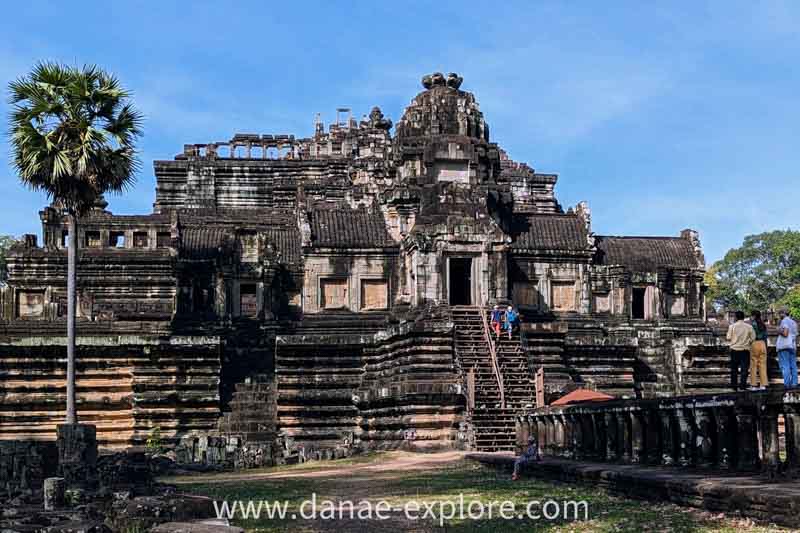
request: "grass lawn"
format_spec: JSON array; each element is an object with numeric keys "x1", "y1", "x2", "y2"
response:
[{"x1": 175, "y1": 452, "x2": 792, "y2": 533}]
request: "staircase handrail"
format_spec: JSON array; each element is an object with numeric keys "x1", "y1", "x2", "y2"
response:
[{"x1": 480, "y1": 307, "x2": 506, "y2": 409}]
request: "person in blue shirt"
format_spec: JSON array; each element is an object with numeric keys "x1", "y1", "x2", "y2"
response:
[
  {"x1": 777, "y1": 307, "x2": 799, "y2": 388},
  {"x1": 504, "y1": 305, "x2": 519, "y2": 339},
  {"x1": 490, "y1": 305, "x2": 503, "y2": 339},
  {"x1": 512, "y1": 436, "x2": 541, "y2": 480}
]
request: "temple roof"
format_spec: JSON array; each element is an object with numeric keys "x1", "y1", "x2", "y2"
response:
[
  {"x1": 510, "y1": 214, "x2": 589, "y2": 252},
  {"x1": 179, "y1": 225, "x2": 301, "y2": 265},
  {"x1": 180, "y1": 227, "x2": 230, "y2": 260},
  {"x1": 309, "y1": 208, "x2": 395, "y2": 249},
  {"x1": 595, "y1": 236, "x2": 700, "y2": 271}
]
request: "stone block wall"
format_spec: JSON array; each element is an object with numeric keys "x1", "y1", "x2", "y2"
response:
[
  {"x1": 0, "y1": 334, "x2": 222, "y2": 448},
  {"x1": 358, "y1": 320, "x2": 466, "y2": 450},
  {"x1": 0, "y1": 440, "x2": 58, "y2": 495}
]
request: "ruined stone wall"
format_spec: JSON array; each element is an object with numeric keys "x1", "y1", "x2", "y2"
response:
[
  {"x1": 0, "y1": 333, "x2": 221, "y2": 448},
  {"x1": 274, "y1": 317, "x2": 467, "y2": 454},
  {"x1": 155, "y1": 158, "x2": 353, "y2": 212},
  {"x1": 0, "y1": 440, "x2": 58, "y2": 495},
  {"x1": 5, "y1": 249, "x2": 176, "y2": 322},
  {"x1": 358, "y1": 320, "x2": 466, "y2": 450},
  {"x1": 275, "y1": 335, "x2": 365, "y2": 452}
]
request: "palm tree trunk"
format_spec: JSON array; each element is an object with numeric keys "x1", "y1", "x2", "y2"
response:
[{"x1": 65, "y1": 213, "x2": 77, "y2": 424}]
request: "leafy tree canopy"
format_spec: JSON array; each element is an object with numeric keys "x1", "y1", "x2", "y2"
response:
[{"x1": 706, "y1": 230, "x2": 800, "y2": 313}]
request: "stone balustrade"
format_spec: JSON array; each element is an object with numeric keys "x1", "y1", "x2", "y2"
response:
[{"x1": 517, "y1": 389, "x2": 800, "y2": 473}]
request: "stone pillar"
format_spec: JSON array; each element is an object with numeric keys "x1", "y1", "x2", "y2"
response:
[
  {"x1": 537, "y1": 418, "x2": 548, "y2": 456},
  {"x1": 630, "y1": 411, "x2": 645, "y2": 464},
  {"x1": 546, "y1": 416, "x2": 556, "y2": 456},
  {"x1": 593, "y1": 413, "x2": 606, "y2": 461},
  {"x1": 57, "y1": 424, "x2": 97, "y2": 488},
  {"x1": 580, "y1": 414, "x2": 594, "y2": 459},
  {"x1": 760, "y1": 409, "x2": 780, "y2": 474},
  {"x1": 43, "y1": 477, "x2": 65, "y2": 510},
  {"x1": 516, "y1": 416, "x2": 529, "y2": 455},
  {"x1": 605, "y1": 412, "x2": 618, "y2": 461},
  {"x1": 693, "y1": 408, "x2": 715, "y2": 468},
  {"x1": 714, "y1": 407, "x2": 735, "y2": 469},
  {"x1": 618, "y1": 412, "x2": 632, "y2": 463},
  {"x1": 785, "y1": 407, "x2": 800, "y2": 471},
  {"x1": 659, "y1": 410, "x2": 675, "y2": 465},
  {"x1": 735, "y1": 407, "x2": 759, "y2": 471},
  {"x1": 555, "y1": 415, "x2": 568, "y2": 457},
  {"x1": 644, "y1": 409, "x2": 661, "y2": 465},
  {"x1": 570, "y1": 414, "x2": 583, "y2": 459},
  {"x1": 675, "y1": 409, "x2": 693, "y2": 467}
]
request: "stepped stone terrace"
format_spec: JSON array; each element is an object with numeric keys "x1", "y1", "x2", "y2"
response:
[{"x1": 1, "y1": 71, "x2": 752, "y2": 461}]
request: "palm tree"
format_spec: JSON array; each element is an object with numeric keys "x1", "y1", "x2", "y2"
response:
[{"x1": 8, "y1": 63, "x2": 142, "y2": 424}]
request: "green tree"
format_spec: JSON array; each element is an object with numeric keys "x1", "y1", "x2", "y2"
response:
[
  {"x1": 706, "y1": 230, "x2": 800, "y2": 313},
  {"x1": 0, "y1": 235, "x2": 19, "y2": 281},
  {"x1": 8, "y1": 63, "x2": 142, "y2": 424},
  {"x1": 778, "y1": 286, "x2": 800, "y2": 318}
]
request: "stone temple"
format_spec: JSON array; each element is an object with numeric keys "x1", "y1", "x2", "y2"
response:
[{"x1": 0, "y1": 72, "x2": 723, "y2": 459}]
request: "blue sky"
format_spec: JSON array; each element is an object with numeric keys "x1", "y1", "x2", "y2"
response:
[{"x1": 1, "y1": 1, "x2": 798, "y2": 263}]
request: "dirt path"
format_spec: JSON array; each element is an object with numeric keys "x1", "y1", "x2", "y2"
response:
[
  {"x1": 166, "y1": 451, "x2": 474, "y2": 532},
  {"x1": 164, "y1": 450, "x2": 469, "y2": 486}
]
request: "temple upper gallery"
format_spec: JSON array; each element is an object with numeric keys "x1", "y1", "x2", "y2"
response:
[{"x1": 1, "y1": 72, "x2": 722, "y2": 454}]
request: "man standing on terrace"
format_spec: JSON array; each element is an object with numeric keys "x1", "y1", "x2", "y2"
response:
[
  {"x1": 727, "y1": 310, "x2": 754, "y2": 391},
  {"x1": 776, "y1": 307, "x2": 798, "y2": 388}
]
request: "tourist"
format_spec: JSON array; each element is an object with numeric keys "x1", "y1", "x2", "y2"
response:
[
  {"x1": 504, "y1": 305, "x2": 519, "y2": 340},
  {"x1": 749, "y1": 310, "x2": 768, "y2": 390},
  {"x1": 776, "y1": 307, "x2": 798, "y2": 388},
  {"x1": 490, "y1": 305, "x2": 503, "y2": 339},
  {"x1": 511, "y1": 436, "x2": 541, "y2": 481},
  {"x1": 726, "y1": 310, "x2": 754, "y2": 391}
]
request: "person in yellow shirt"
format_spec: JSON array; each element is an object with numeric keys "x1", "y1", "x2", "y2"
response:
[{"x1": 726, "y1": 311, "x2": 755, "y2": 391}]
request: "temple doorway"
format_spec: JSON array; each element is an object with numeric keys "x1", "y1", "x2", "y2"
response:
[{"x1": 449, "y1": 257, "x2": 472, "y2": 305}]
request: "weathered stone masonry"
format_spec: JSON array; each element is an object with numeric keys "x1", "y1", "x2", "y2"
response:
[{"x1": 1, "y1": 72, "x2": 726, "y2": 457}]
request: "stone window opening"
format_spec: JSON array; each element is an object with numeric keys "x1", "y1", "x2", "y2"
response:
[
  {"x1": 133, "y1": 232, "x2": 148, "y2": 248},
  {"x1": 61, "y1": 230, "x2": 68, "y2": 248},
  {"x1": 109, "y1": 231, "x2": 125, "y2": 248},
  {"x1": 240, "y1": 283, "x2": 258, "y2": 317},
  {"x1": 156, "y1": 232, "x2": 171, "y2": 248},
  {"x1": 17, "y1": 290, "x2": 46, "y2": 319},
  {"x1": 361, "y1": 279, "x2": 388, "y2": 311},
  {"x1": 512, "y1": 280, "x2": 539, "y2": 308},
  {"x1": 632, "y1": 287, "x2": 647, "y2": 320},
  {"x1": 84, "y1": 231, "x2": 101, "y2": 248},
  {"x1": 551, "y1": 280, "x2": 577, "y2": 312},
  {"x1": 321, "y1": 278, "x2": 349, "y2": 310}
]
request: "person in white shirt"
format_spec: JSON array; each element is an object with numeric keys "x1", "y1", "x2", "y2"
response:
[{"x1": 776, "y1": 307, "x2": 798, "y2": 387}]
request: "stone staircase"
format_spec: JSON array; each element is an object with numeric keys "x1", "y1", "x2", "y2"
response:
[
  {"x1": 219, "y1": 374, "x2": 277, "y2": 441},
  {"x1": 682, "y1": 348, "x2": 731, "y2": 394},
  {"x1": 452, "y1": 306, "x2": 530, "y2": 453}
]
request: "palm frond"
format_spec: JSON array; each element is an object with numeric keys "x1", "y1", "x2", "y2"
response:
[{"x1": 7, "y1": 61, "x2": 143, "y2": 215}]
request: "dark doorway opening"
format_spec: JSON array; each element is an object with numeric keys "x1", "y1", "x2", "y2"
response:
[
  {"x1": 632, "y1": 287, "x2": 646, "y2": 319},
  {"x1": 449, "y1": 258, "x2": 472, "y2": 305}
]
